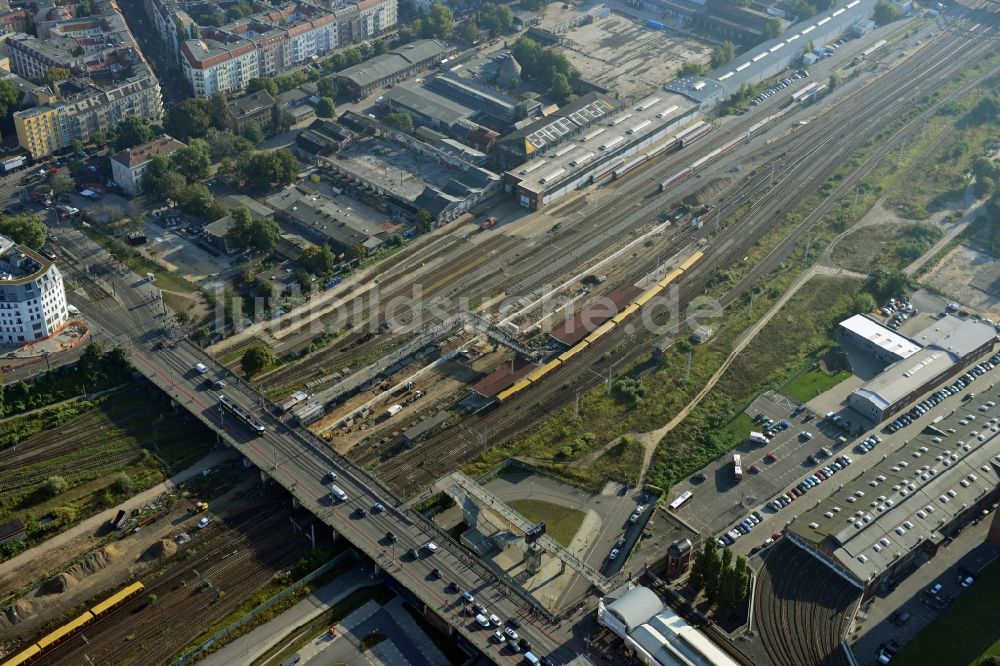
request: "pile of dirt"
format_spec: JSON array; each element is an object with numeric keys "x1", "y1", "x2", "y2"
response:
[
  {"x1": 65, "y1": 545, "x2": 120, "y2": 579},
  {"x1": 0, "y1": 597, "x2": 35, "y2": 629},
  {"x1": 36, "y1": 573, "x2": 77, "y2": 597},
  {"x1": 138, "y1": 539, "x2": 176, "y2": 563}
]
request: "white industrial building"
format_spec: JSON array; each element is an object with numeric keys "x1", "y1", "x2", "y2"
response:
[
  {"x1": 847, "y1": 315, "x2": 997, "y2": 422},
  {"x1": 0, "y1": 236, "x2": 68, "y2": 344},
  {"x1": 598, "y1": 586, "x2": 739, "y2": 666}
]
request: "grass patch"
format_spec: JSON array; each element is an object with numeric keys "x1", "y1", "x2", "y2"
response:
[
  {"x1": 892, "y1": 559, "x2": 1000, "y2": 666},
  {"x1": 0, "y1": 387, "x2": 214, "y2": 561},
  {"x1": 831, "y1": 223, "x2": 945, "y2": 273},
  {"x1": 508, "y1": 499, "x2": 586, "y2": 547},
  {"x1": 783, "y1": 367, "x2": 853, "y2": 403}
]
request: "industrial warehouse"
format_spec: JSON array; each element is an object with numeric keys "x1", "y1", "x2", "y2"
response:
[
  {"x1": 844, "y1": 314, "x2": 997, "y2": 422},
  {"x1": 787, "y1": 391, "x2": 1000, "y2": 597}
]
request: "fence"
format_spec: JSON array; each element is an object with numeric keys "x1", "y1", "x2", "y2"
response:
[{"x1": 169, "y1": 549, "x2": 359, "y2": 665}]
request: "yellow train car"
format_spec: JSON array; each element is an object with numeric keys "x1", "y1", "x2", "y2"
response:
[
  {"x1": 496, "y1": 377, "x2": 533, "y2": 402},
  {"x1": 678, "y1": 251, "x2": 704, "y2": 272},
  {"x1": 556, "y1": 342, "x2": 588, "y2": 365},
  {"x1": 35, "y1": 611, "x2": 94, "y2": 651},
  {"x1": 1, "y1": 644, "x2": 40, "y2": 666},
  {"x1": 611, "y1": 304, "x2": 640, "y2": 325},
  {"x1": 632, "y1": 284, "x2": 662, "y2": 309},
  {"x1": 586, "y1": 320, "x2": 617, "y2": 345},
  {"x1": 90, "y1": 581, "x2": 144, "y2": 617},
  {"x1": 656, "y1": 268, "x2": 684, "y2": 290}
]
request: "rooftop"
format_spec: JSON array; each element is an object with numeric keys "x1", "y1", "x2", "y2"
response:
[
  {"x1": 790, "y1": 379, "x2": 1000, "y2": 584},
  {"x1": 840, "y1": 313, "x2": 922, "y2": 359},
  {"x1": 228, "y1": 89, "x2": 275, "y2": 117},
  {"x1": 508, "y1": 91, "x2": 697, "y2": 196},
  {"x1": 0, "y1": 235, "x2": 50, "y2": 284},
  {"x1": 337, "y1": 39, "x2": 453, "y2": 89},
  {"x1": 383, "y1": 82, "x2": 477, "y2": 128},
  {"x1": 914, "y1": 315, "x2": 998, "y2": 360},
  {"x1": 111, "y1": 135, "x2": 184, "y2": 169}
]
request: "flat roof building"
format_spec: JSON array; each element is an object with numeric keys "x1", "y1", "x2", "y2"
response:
[
  {"x1": 336, "y1": 39, "x2": 455, "y2": 97},
  {"x1": 848, "y1": 315, "x2": 996, "y2": 422},
  {"x1": 839, "y1": 313, "x2": 921, "y2": 363},
  {"x1": 789, "y1": 384, "x2": 1000, "y2": 596}
]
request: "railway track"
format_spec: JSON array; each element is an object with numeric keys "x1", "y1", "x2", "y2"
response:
[
  {"x1": 43, "y1": 503, "x2": 308, "y2": 665},
  {"x1": 371, "y1": 16, "x2": 998, "y2": 495}
]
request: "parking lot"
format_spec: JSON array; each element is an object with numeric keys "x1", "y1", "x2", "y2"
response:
[
  {"x1": 668, "y1": 390, "x2": 849, "y2": 543},
  {"x1": 670, "y1": 347, "x2": 1000, "y2": 560}
]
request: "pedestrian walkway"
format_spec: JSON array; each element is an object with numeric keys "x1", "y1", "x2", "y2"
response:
[{"x1": 200, "y1": 566, "x2": 377, "y2": 666}]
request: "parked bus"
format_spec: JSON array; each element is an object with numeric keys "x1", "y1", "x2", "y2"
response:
[
  {"x1": 668, "y1": 490, "x2": 693, "y2": 510},
  {"x1": 733, "y1": 454, "x2": 743, "y2": 481}
]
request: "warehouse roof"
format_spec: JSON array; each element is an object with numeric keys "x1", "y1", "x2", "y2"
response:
[
  {"x1": 630, "y1": 607, "x2": 741, "y2": 666},
  {"x1": 913, "y1": 315, "x2": 998, "y2": 360},
  {"x1": 790, "y1": 389, "x2": 1000, "y2": 584},
  {"x1": 853, "y1": 351, "x2": 955, "y2": 410},
  {"x1": 338, "y1": 39, "x2": 452, "y2": 89},
  {"x1": 840, "y1": 314, "x2": 922, "y2": 359},
  {"x1": 383, "y1": 82, "x2": 476, "y2": 127}
]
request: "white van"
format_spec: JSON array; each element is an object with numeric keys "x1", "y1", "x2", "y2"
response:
[{"x1": 194, "y1": 363, "x2": 208, "y2": 374}]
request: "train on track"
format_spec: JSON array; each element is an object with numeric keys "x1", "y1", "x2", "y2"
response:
[
  {"x1": 495, "y1": 251, "x2": 704, "y2": 404},
  {"x1": 218, "y1": 394, "x2": 266, "y2": 434},
  {"x1": 3, "y1": 582, "x2": 145, "y2": 666}
]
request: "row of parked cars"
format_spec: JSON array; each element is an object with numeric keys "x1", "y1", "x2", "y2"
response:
[
  {"x1": 771, "y1": 454, "x2": 855, "y2": 512},
  {"x1": 855, "y1": 433, "x2": 883, "y2": 453},
  {"x1": 751, "y1": 70, "x2": 809, "y2": 105},
  {"x1": 885, "y1": 356, "x2": 1000, "y2": 434},
  {"x1": 717, "y1": 510, "x2": 765, "y2": 547}
]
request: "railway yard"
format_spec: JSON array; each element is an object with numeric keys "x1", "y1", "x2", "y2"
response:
[{"x1": 1, "y1": 0, "x2": 998, "y2": 664}]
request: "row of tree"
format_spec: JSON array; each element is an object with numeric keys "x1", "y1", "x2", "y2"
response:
[
  {"x1": 400, "y1": 1, "x2": 455, "y2": 42},
  {"x1": 689, "y1": 541, "x2": 750, "y2": 614}
]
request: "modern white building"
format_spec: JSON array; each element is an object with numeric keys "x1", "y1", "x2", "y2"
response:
[{"x1": 0, "y1": 236, "x2": 68, "y2": 345}]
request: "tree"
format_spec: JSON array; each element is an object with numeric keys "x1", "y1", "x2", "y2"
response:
[
  {"x1": 716, "y1": 548, "x2": 738, "y2": 613},
  {"x1": 113, "y1": 472, "x2": 134, "y2": 494},
  {"x1": 550, "y1": 72, "x2": 573, "y2": 105},
  {"x1": 43, "y1": 475, "x2": 68, "y2": 497},
  {"x1": 866, "y1": 266, "x2": 911, "y2": 302},
  {"x1": 172, "y1": 139, "x2": 212, "y2": 182},
  {"x1": 852, "y1": 291, "x2": 877, "y2": 314},
  {"x1": 711, "y1": 41, "x2": 735, "y2": 68},
  {"x1": 204, "y1": 128, "x2": 252, "y2": 161},
  {"x1": 373, "y1": 39, "x2": 389, "y2": 55},
  {"x1": 0, "y1": 79, "x2": 20, "y2": 120},
  {"x1": 236, "y1": 149, "x2": 300, "y2": 191},
  {"x1": 689, "y1": 545, "x2": 706, "y2": 590},
  {"x1": 703, "y1": 541, "x2": 722, "y2": 603},
  {"x1": 78, "y1": 0, "x2": 93, "y2": 16},
  {"x1": 384, "y1": 111, "x2": 414, "y2": 134},
  {"x1": 461, "y1": 19, "x2": 480, "y2": 44},
  {"x1": 763, "y1": 17, "x2": 783, "y2": 39},
  {"x1": 247, "y1": 77, "x2": 278, "y2": 97},
  {"x1": 227, "y1": 207, "x2": 280, "y2": 253},
  {"x1": 45, "y1": 67, "x2": 71, "y2": 85},
  {"x1": 50, "y1": 174, "x2": 74, "y2": 199},
  {"x1": 479, "y1": 3, "x2": 513, "y2": 34},
  {"x1": 828, "y1": 71, "x2": 842, "y2": 92},
  {"x1": 112, "y1": 116, "x2": 154, "y2": 151},
  {"x1": 734, "y1": 555, "x2": 750, "y2": 602},
  {"x1": 180, "y1": 183, "x2": 227, "y2": 220},
  {"x1": 317, "y1": 77, "x2": 336, "y2": 100},
  {"x1": 0, "y1": 214, "x2": 46, "y2": 249},
  {"x1": 142, "y1": 156, "x2": 187, "y2": 202},
  {"x1": 165, "y1": 98, "x2": 210, "y2": 141},
  {"x1": 299, "y1": 243, "x2": 336, "y2": 276},
  {"x1": 241, "y1": 342, "x2": 275, "y2": 375},
  {"x1": 242, "y1": 121, "x2": 265, "y2": 145},
  {"x1": 520, "y1": 0, "x2": 545, "y2": 10},
  {"x1": 207, "y1": 92, "x2": 230, "y2": 130},
  {"x1": 316, "y1": 96, "x2": 336, "y2": 118},
  {"x1": 423, "y1": 1, "x2": 454, "y2": 39},
  {"x1": 874, "y1": 0, "x2": 901, "y2": 23}
]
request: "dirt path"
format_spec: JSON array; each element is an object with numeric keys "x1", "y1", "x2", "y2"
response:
[{"x1": 0, "y1": 448, "x2": 236, "y2": 600}]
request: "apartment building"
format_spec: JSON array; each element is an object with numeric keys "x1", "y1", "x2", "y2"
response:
[
  {"x1": 166, "y1": 0, "x2": 396, "y2": 97},
  {"x1": 0, "y1": 236, "x2": 68, "y2": 345},
  {"x1": 111, "y1": 134, "x2": 185, "y2": 196}
]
